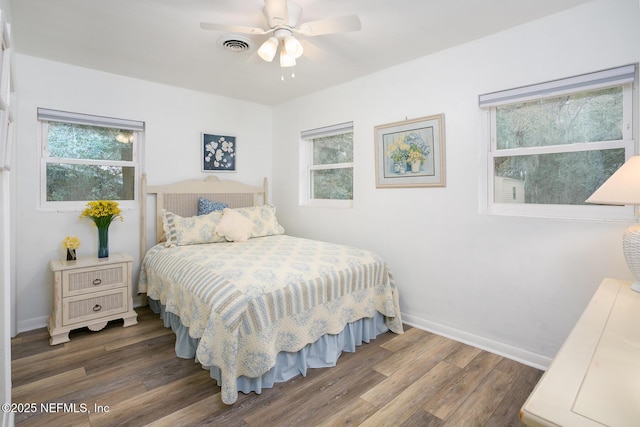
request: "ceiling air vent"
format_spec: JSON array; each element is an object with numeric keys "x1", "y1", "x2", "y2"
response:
[{"x1": 217, "y1": 36, "x2": 252, "y2": 53}]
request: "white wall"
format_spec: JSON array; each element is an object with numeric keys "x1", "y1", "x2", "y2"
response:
[
  {"x1": 271, "y1": 0, "x2": 640, "y2": 367},
  {"x1": 9, "y1": 0, "x2": 639, "y2": 372},
  {"x1": 13, "y1": 55, "x2": 272, "y2": 331}
]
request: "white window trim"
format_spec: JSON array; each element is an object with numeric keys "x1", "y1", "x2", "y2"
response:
[
  {"x1": 38, "y1": 109, "x2": 144, "y2": 212},
  {"x1": 299, "y1": 122, "x2": 354, "y2": 209},
  {"x1": 479, "y1": 66, "x2": 637, "y2": 221}
]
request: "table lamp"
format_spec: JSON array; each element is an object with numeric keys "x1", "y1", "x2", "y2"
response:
[{"x1": 586, "y1": 155, "x2": 640, "y2": 292}]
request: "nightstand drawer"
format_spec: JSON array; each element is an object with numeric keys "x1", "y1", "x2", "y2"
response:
[
  {"x1": 63, "y1": 263, "x2": 128, "y2": 297},
  {"x1": 62, "y1": 288, "x2": 128, "y2": 326}
]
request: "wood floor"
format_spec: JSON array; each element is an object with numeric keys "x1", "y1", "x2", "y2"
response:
[{"x1": 11, "y1": 306, "x2": 542, "y2": 427}]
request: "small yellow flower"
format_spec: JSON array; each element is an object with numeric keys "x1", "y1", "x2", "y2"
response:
[{"x1": 62, "y1": 236, "x2": 81, "y2": 250}]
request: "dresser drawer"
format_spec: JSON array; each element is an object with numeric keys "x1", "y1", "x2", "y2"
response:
[
  {"x1": 62, "y1": 262, "x2": 128, "y2": 297},
  {"x1": 62, "y1": 288, "x2": 128, "y2": 326}
]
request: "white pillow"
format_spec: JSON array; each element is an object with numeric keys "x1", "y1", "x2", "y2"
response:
[
  {"x1": 162, "y1": 209, "x2": 226, "y2": 247},
  {"x1": 231, "y1": 205, "x2": 285, "y2": 238},
  {"x1": 215, "y1": 208, "x2": 253, "y2": 242}
]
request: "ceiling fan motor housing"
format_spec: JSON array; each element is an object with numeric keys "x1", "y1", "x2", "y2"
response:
[{"x1": 265, "y1": 1, "x2": 302, "y2": 28}]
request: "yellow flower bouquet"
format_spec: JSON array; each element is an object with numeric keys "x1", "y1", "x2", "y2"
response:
[
  {"x1": 79, "y1": 200, "x2": 124, "y2": 227},
  {"x1": 79, "y1": 200, "x2": 123, "y2": 258},
  {"x1": 62, "y1": 236, "x2": 81, "y2": 250},
  {"x1": 62, "y1": 236, "x2": 80, "y2": 261}
]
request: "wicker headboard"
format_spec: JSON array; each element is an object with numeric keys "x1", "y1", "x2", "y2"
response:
[{"x1": 139, "y1": 173, "x2": 268, "y2": 258}]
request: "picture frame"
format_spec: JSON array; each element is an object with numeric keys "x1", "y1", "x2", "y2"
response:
[
  {"x1": 375, "y1": 114, "x2": 446, "y2": 188},
  {"x1": 202, "y1": 133, "x2": 236, "y2": 172}
]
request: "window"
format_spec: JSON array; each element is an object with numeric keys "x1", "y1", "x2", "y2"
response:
[
  {"x1": 480, "y1": 65, "x2": 636, "y2": 219},
  {"x1": 38, "y1": 108, "x2": 144, "y2": 210},
  {"x1": 300, "y1": 122, "x2": 354, "y2": 208}
]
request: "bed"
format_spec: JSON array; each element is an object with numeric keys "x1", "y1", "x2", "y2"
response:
[{"x1": 137, "y1": 174, "x2": 403, "y2": 404}]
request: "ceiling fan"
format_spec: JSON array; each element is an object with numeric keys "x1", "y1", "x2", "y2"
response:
[{"x1": 200, "y1": 0, "x2": 361, "y2": 71}]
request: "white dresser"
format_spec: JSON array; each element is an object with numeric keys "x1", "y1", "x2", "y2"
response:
[
  {"x1": 48, "y1": 253, "x2": 138, "y2": 345},
  {"x1": 520, "y1": 278, "x2": 640, "y2": 426}
]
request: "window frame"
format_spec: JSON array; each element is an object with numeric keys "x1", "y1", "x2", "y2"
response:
[
  {"x1": 38, "y1": 109, "x2": 144, "y2": 211},
  {"x1": 299, "y1": 122, "x2": 354, "y2": 209},
  {"x1": 480, "y1": 66, "x2": 637, "y2": 221}
]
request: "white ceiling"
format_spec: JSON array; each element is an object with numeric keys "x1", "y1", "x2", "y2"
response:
[{"x1": 10, "y1": 0, "x2": 593, "y2": 106}]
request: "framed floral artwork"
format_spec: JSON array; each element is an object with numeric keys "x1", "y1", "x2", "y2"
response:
[
  {"x1": 202, "y1": 133, "x2": 236, "y2": 172},
  {"x1": 375, "y1": 114, "x2": 446, "y2": 188}
]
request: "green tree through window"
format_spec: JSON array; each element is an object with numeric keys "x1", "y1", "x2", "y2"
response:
[
  {"x1": 39, "y1": 109, "x2": 142, "y2": 206},
  {"x1": 481, "y1": 65, "x2": 635, "y2": 220},
  {"x1": 301, "y1": 122, "x2": 354, "y2": 207}
]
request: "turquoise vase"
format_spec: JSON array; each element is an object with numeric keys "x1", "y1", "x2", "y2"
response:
[{"x1": 97, "y1": 225, "x2": 109, "y2": 258}]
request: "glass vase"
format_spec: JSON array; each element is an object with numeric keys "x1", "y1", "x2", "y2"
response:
[{"x1": 97, "y1": 225, "x2": 109, "y2": 258}]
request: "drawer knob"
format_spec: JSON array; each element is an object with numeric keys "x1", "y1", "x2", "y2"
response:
[
  {"x1": 92, "y1": 278, "x2": 102, "y2": 286},
  {"x1": 93, "y1": 304, "x2": 102, "y2": 312}
]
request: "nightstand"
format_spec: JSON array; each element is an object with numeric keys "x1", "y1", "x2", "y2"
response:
[
  {"x1": 520, "y1": 278, "x2": 640, "y2": 426},
  {"x1": 48, "y1": 252, "x2": 138, "y2": 345}
]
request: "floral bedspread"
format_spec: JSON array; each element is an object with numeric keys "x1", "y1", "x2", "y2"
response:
[{"x1": 138, "y1": 234, "x2": 403, "y2": 404}]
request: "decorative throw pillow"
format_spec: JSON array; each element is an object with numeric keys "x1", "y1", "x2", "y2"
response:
[
  {"x1": 215, "y1": 208, "x2": 253, "y2": 242},
  {"x1": 198, "y1": 197, "x2": 229, "y2": 215},
  {"x1": 161, "y1": 209, "x2": 226, "y2": 247},
  {"x1": 231, "y1": 205, "x2": 285, "y2": 238}
]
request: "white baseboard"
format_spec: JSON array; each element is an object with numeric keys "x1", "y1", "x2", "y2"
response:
[
  {"x1": 17, "y1": 315, "x2": 48, "y2": 334},
  {"x1": 17, "y1": 296, "x2": 148, "y2": 334},
  {"x1": 401, "y1": 312, "x2": 552, "y2": 371}
]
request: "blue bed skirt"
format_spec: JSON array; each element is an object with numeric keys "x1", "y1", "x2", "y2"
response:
[{"x1": 149, "y1": 299, "x2": 389, "y2": 396}]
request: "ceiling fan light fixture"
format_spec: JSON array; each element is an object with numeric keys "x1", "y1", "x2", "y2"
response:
[
  {"x1": 283, "y1": 35, "x2": 303, "y2": 59},
  {"x1": 257, "y1": 37, "x2": 278, "y2": 62},
  {"x1": 279, "y1": 49, "x2": 296, "y2": 67}
]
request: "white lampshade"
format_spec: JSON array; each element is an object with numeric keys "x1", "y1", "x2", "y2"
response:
[
  {"x1": 283, "y1": 35, "x2": 303, "y2": 59},
  {"x1": 586, "y1": 156, "x2": 640, "y2": 205},
  {"x1": 257, "y1": 37, "x2": 279, "y2": 62},
  {"x1": 586, "y1": 155, "x2": 640, "y2": 293},
  {"x1": 279, "y1": 50, "x2": 296, "y2": 68}
]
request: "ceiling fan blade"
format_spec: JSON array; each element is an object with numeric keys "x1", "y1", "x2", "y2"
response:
[
  {"x1": 297, "y1": 15, "x2": 361, "y2": 36},
  {"x1": 200, "y1": 22, "x2": 268, "y2": 35}
]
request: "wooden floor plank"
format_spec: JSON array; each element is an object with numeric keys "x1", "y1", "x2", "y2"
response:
[
  {"x1": 142, "y1": 393, "x2": 226, "y2": 427},
  {"x1": 373, "y1": 332, "x2": 448, "y2": 376},
  {"x1": 379, "y1": 325, "x2": 428, "y2": 352},
  {"x1": 242, "y1": 342, "x2": 389, "y2": 426},
  {"x1": 423, "y1": 351, "x2": 503, "y2": 421},
  {"x1": 12, "y1": 367, "x2": 87, "y2": 403},
  {"x1": 103, "y1": 325, "x2": 172, "y2": 351},
  {"x1": 446, "y1": 341, "x2": 483, "y2": 369},
  {"x1": 361, "y1": 361, "x2": 461, "y2": 427},
  {"x1": 89, "y1": 371, "x2": 216, "y2": 427},
  {"x1": 400, "y1": 408, "x2": 445, "y2": 427},
  {"x1": 487, "y1": 365, "x2": 543, "y2": 427},
  {"x1": 444, "y1": 367, "x2": 514, "y2": 426},
  {"x1": 11, "y1": 345, "x2": 106, "y2": 387},
  {"x1": 361, "y1": 337, "x2": 461, "y2": 408},
  {"x1": 316, "y1": 397, "x2": 378, "y2": 427},
  {"x1": 11, "y1": 305, "x2": 541, "y2": 427}
]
